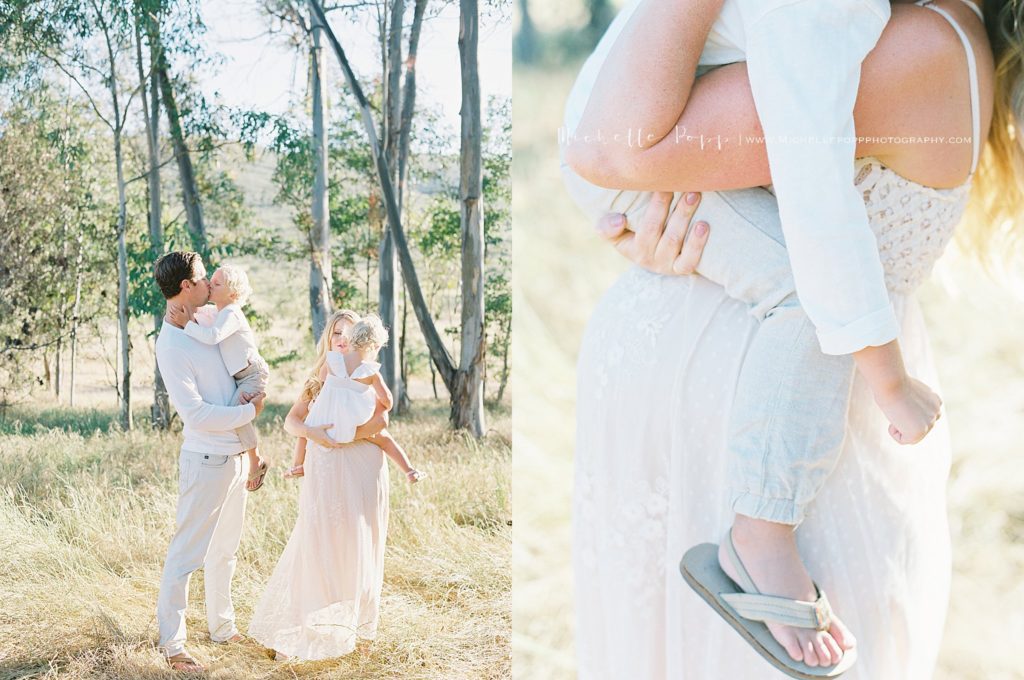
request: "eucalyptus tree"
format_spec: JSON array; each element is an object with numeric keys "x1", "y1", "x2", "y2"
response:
[
  {"x1": 310, "y1": 0, "x2": 490, "y2": 435},
  {"x1": 6, "y1": 0, "x2": 144, "y2": 428}
]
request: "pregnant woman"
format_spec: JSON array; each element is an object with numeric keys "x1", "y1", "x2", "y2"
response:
[
  {"x1": 249, "y1": 310, "x2": 391, "y2": 660},
  {"x1": 566, "y1": 0, "x2": 1017, "y2": 678}
]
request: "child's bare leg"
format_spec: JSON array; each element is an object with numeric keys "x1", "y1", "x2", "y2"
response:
[
  {"x1": 569, "y1": 0, "x2": 725, "y2": 165},
  {"x1": 375, "y1": 430, "x2": 413, "y2": 473},
  {"x1": 284, "y1": 438, "x2": 307, "y2": 478}
]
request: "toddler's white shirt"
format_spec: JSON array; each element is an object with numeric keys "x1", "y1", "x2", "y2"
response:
[
  {"x1": 184, "y1": 303, "x2": 260, "y2": 376},
  {"x1": 566, "y1": 0, "x2": 896, "y2": 355},
  {"x1": 155, "y1": 323, "x2": 254, "y2": 454}
]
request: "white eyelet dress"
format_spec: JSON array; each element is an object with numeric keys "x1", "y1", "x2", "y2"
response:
[{"x1": 573, "y1": 1, "x2": 982, "y2": 678}]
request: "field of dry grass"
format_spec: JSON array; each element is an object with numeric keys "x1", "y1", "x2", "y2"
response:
[
  {"x1": 512, "y1": 59, "x2": 1024, "y2": 680},
  {"x1": 0, "y1": 249, "x2": 511, "y2": 679}
]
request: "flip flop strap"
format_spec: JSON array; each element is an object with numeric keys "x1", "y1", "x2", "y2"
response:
[
  {"x1": 721, "y1": 586, "x2": 834, "y2": 631},
  {"x1": 722, "y1": 529, "x2": 759, "y2": 594}
]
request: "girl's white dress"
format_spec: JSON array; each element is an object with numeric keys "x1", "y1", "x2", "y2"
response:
[
  {"x1": 247, "y1": 355, "x2": 389, "y2": 660},
  {"x1": 304, "y1": 352, "x2": 381, "y2": 444}
]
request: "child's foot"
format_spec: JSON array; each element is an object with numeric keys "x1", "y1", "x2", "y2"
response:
[
  {"x1": 247, "y1": 457, "x2": 269, "y2": 491},
  {"x1": 283, "y1": 465, "x2": 304, "y2": 479},
  {"x1": 718, "y1": 516, "x2": 856, "y2": 668},
  {"x1": 406, "y1": 469, "x2": 426, "y2": 483}
]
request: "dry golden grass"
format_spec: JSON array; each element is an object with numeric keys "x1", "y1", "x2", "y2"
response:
[
  {"x1": 512, "y1": 61, "x2": 1024, "y2": 680},
  {"x1": 0, "y1": 245, "x2": 510, "y2": 678},
  {"x1": 0, "y1": 397, "x2": 510, "y2": 680}
]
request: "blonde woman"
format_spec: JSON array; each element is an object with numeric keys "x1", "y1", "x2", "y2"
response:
[
  {"x1": 248, "y1": 310, "x2": 391, "y2": 660},
  {"x1": 566, "y1": 0, "x2": 1020, "y2": 678},
  {"x1": 288, "y1": 313, "x2": 424, "y2": 483}
]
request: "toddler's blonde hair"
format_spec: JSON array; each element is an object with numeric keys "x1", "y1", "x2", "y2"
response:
[
  {"x1": 217, "y1": 265, "x2": 253, "y2": 306},
  {"x1": 348, "y1": 314, "x2": 389, "y2": 353},
  {"x1": 301, "y1": 309, "x2": 361, "y2": 403}
]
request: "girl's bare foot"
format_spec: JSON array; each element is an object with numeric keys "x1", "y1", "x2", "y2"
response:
[
  {"x1": 718, "y1": 515, "x2": 856, "y2": 667},
  {"x1": 406, "y1": 469, "x2": 426, "y2": 483},
  {"x1": 283, "y1": 465, "x2": 304, "y2": 479}
]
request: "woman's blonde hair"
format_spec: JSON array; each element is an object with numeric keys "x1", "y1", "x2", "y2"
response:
[
  {"x1": 963, "y1": 1, "x2": 1024, "y2": 268},
  {"x1": 301, "y1": 309, "x2": 360, "y2": 402},
  {"x1": 349, "y1": 313, "x2": 389, "y2": 353},
  {"x1": 216, "y1": 265, "x2": 253, "y2": 306}
]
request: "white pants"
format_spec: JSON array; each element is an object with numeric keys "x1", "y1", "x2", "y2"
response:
[{"x1": 157, "y1": 449, "x2": 249, "y2": 656}]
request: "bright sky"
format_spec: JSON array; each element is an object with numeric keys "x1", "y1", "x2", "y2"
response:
[{"x1": 200, "y1": 1, "x2": 511, "y2": 138}]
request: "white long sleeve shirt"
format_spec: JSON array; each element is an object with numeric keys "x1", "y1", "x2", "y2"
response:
[
  {"x1": 184, "y1": 303, "x2": 260, "y2": 376},
  {"x1": 155, "y1": 322, "x2": 256, "y2": 454},
  {"x1": 565, "y1": 0, "x2": 897, "y2": 355}
]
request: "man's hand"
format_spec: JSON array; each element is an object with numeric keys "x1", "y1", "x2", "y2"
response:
[
  {"x1": 304, "y1": 423, "x2": 343, "y2": 449},
  {"x1": 596, "y1": 191, "x2": 710, "y2": 275},
  {"x1": 241, "y1": 391, "x2": 266, "y2": 417}
]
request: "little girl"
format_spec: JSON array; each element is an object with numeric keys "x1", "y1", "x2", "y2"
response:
[
  {"x1": 287, "y1": 312, "x2": 424, "y2": 484},
  {"x1": 169, "y1": 264, "x2": 270, "y2": 492}
]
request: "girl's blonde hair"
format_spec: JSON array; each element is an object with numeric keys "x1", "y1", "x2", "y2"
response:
[
  {"x1": 963, "y1": 1, "x2": 1024, "y2": 268},
  {"x1": 216, "y1": 265, "x2": 253, "y2": 306},
  {"x1": 348, "y1": 313, "x2": 389, "y2": 353},
  {"x1": 301, "y1": 309, "x2": 360, "y2": 403}
]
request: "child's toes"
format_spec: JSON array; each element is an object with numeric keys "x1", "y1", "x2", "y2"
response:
[
  {"x1": 822, "y1": 632, "x2": 844, "y2": 664},
  {"x1": 829, "y1": 617, "x2": 856, "y2": 651},
  {"x1": 776, "y1": 630, "x2": 804, "y2": 663},
  {"x1": 799, "y1": 634, "x2": 820, "y2": 667}
]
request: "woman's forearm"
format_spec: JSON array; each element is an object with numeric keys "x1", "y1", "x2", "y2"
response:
[
  {"x1": 569, "y1": 0, "x2": 723, "y2": 158},
  {"x1": 569, "y1": 7, "x2": 962, "y2": 194},
  {"x1": 284, "y1": 413, "x2": 307, "y2": 440}
]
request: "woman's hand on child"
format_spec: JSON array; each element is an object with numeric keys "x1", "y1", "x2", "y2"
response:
[
  {"x1": 596, "y1": 191, "x2": 710, "y2": 276},
  {"x1": 305, "y1": 423, "x2": 343, "y2": 449},
  {"x1": 875, "y1": 377, "x2": 942, "y2": 445}
]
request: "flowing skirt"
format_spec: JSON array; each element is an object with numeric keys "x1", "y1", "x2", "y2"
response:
[
  {"x1": 249, "y1": 439, "x2": 389, "y2": 660},
  {"x1": 574, "y1": 267, "x2": 952, "y2": 680}
]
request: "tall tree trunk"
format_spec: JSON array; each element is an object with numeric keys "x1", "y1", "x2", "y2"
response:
[
  {"x1": 452, "y1": 0, "x2": 485, "y2": 436},
  {"x1": 311, "y1": 0, "x2": 457, "y2": 404},
  {"x1": 378, "y1": 0, "x2": 405, "y2": 405},
  {"x1": 496, "y1": 322, "x2": 510, "y2": 403},
  {"x1": 55, "y1": 231, "x2": 66, "y2": 401},
  {"x1": 309, "y1": 3, "x2": 333, "y2": 341},
  {"x1": 513, "y1": 0, "x2": 539, "y2": 64},
  {"x1": 138, "y1": 9, "x2": 170, "y2": 428},
  {"x1": 95, "y1": 6, "x2": 132, "y2": 431},
  {"x1": 69, "y1": 229, "x2": 83, "y2": 408},
  {"x1": 152, "y1": 25, "x2": 207, "y2": 258}
]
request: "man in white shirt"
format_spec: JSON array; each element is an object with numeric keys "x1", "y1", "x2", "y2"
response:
[{"x1": 152, "y1": 251, "x2": 266, "y2": 672}]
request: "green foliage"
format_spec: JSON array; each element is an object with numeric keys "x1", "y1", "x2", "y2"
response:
[{"x1": 0, "y1": 92, "x2": 116, "y2": 404}]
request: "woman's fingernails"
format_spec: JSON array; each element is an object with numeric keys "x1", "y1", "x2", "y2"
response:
[
  {"x1": 685, "y1": 192, "x2": 699, "y2": 205},
  {"x1": 611, "y1": 214, "x2": 625, "y2": 227},
  {"x1": 695, "y1": 222, "x2": 708, "y2": 236}
]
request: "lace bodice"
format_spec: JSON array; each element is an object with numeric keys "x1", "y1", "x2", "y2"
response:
[{"x1": 856, "y1": 158, "x2": 969, "y2": 295}]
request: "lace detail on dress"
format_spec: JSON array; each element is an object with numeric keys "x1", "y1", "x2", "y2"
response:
[{"x1": 855, "y1": 158, "x2": 969, "y2": 294}]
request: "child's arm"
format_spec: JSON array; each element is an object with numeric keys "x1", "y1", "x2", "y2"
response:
[
  {"x1": 183, "y1": 305, "x2": 244, "y2": 345},
  {"x1": 853, "y1": 340, "x2": 942, "y2": 444},
  {"x1": 371, "y1": 374, "x2": 394, "y2": 411},
  {"x1": 741, "y1": 1, "x2": 896, "y2": 358}
]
